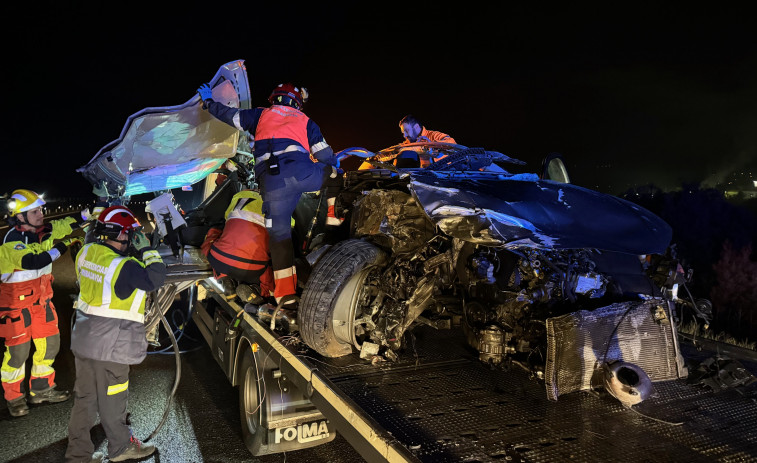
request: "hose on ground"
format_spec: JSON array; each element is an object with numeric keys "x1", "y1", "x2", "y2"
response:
[{"x1": 143, "y1": 306, "x2": 181, "y2": 442}]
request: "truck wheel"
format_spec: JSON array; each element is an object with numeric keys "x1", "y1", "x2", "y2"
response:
[
  {"x1": 299, "y1": 239, "x2": 387, "y2": 357},
  {"x1": 239, "y1": 346, "x2": 265, "y2": 455}
]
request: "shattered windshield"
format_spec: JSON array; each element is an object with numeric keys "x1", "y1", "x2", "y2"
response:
[{"x1": 77, "y1": 60, "x2": 251, "y2": 197}]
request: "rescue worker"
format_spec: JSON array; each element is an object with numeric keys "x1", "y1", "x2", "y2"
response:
[
  {"x1": 197, "y1": 82, "x2": 343, "y2": 310},
  {"x1": 201, "y1": 190, "x2": 274, "y2": 304},
  {"x1": 65, "y1": 205, "x2": 165, "y2": 463},
  {"x1": 359, "y1": 114, "x2": 457, "y2": 169},
  {"x1": 397, "y1": 114, "x2": 457, "y2": 168},
  {"x1": 1, "y1": 189, "x2": 86, "y2": 417}
]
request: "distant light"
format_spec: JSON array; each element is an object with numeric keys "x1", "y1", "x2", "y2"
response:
[{"x1": 753, "y1": 180, "x2": 757, "y2": 188}]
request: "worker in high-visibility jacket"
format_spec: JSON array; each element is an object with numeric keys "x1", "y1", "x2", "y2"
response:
[
  {"x1": 201, "y1": 190, "x2": 275, "y2": 304},
  {"x1": 0, "y1": 188, "x2": 88, "y2": 418},
  {"x1": 359, "y1": 114, "x2": 458, "y2": 169},
  {"x1": 65, "y1": 205, "x2": 165, "y2": 463},
  {"x1": 197, "y1": 82, "x2": 344, "y2": 311}
]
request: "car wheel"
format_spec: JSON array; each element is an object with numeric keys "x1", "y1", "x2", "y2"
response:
[
  {"x1": 299, "y1": 239, "x2": 387, "y2": 357},
  {"x1": 239, "y1": 346, "x2": 265, "y2": 455}
]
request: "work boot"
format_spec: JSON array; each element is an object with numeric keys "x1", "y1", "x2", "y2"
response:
[
  {"x1": 7, "y1": 397, "x2": 29, "y2": 417},
  {"x1": 28, "y1": 387, "x2": 71, "y2": 404},
  {"x1": 278, "y1": 294, "x2": 300, "y2": 312},
  {"x1": 219, "y1": 277, "x2": 237, "y2": 300},
  {"x1": 109, "y1": 436, "x2": 156, "y2": 462},
  {"x1": 236, "y1": 283, "x2": 265, "y2": 305}
]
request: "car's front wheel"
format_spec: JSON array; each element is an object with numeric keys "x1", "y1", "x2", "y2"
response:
[{"x1": 299, "y1": 239, "x2": 387, "y2": 357}]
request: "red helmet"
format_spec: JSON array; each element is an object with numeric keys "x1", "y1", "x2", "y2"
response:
[
  {"x1": 268, "y1": 83, "x2": 309, "y2": 110},
  {"x1": 96, "y1": 205, "x2": 141, "y2": 239}
]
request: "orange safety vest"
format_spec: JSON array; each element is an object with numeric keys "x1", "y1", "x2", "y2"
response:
[{"x1": 255, "y1": 105, "x2": 312, "y2": 153}]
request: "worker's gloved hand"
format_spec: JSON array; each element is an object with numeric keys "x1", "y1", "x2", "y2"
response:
[
  {"x1": 92, "y1": 181, "x2": 108, "y2": 198},
  {"x1": 63, "y1": 237, "x2": 83, "y2": 247},
  {"x1": 197, "y1": 83, "x2": 213, "y2": 102},
  {"x1": 224, "y1": 159, "x2": 238, "y2": 172},
  {"x1": 80, "y1": 208, "x2": 94, "y2": 222},
  {"x1": 62, "y1": 237, "x2": 84, "y2": 261},
  {"x1": 132, "y1": 230, "x2": 151, "y2": 251}
]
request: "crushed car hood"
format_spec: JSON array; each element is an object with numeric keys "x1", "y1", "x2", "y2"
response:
[
  {"x1": 409, "y1": 171, "x2": 672, "y2": 254},
  {"x1": 77, "y1": 60, "x2": 251, "y2": 197}
]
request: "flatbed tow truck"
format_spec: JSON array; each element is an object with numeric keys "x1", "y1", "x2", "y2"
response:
[{"x1": 156, "y1": 246, "x2": 757, "y2": 463}]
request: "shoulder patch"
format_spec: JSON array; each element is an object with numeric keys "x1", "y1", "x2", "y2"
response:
[{"x1": 14, "y1": 243, "x2": 26, "y2": 250}]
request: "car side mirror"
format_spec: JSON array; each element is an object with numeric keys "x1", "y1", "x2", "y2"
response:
[{"x1": 541, "y1": 152, "x2": 571, "y2": 183}]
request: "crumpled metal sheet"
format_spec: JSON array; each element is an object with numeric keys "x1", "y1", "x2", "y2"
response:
[
  {"x1": 352, "y1": 189, "x2": 435, "y2": 254},
  {"x1": 409, "y1": 171, "x2": 672, "y2": 254},
  {"x1": 687, "y1": 356, "x2": 757, "y2": 392},
  {"x1": 77, "y1": 60, "x2": 251, "y2": 197}
]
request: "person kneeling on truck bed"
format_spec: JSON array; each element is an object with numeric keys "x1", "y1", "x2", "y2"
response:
[{"x1": 201, "y1": 190, "x2": 274, "y2": 305}]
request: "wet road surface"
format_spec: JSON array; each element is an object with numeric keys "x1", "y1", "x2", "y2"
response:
[{"x1": 0, "y1": 235, "x2": 366, "y2": 463}]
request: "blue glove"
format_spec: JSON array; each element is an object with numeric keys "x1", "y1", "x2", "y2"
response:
[{"x1": 197, "y1": 83, "x2": 213, "y2": 102}]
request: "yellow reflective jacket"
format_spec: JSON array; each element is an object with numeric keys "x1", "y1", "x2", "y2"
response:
[{"x1": 75, "y1": 243, "x2": 150, "y2": 323}]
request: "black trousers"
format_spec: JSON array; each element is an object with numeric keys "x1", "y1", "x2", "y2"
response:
[{"x1": 65, "y1": 356, "x2": 131, "y2": 462}]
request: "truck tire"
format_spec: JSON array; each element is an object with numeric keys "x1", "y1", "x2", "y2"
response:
[
  {"x1": 299, "y1": 239, "x2": 387, "y2": 357},
  {"x1": 238, "y1": 346, "x2": 265, "y2": 455}
]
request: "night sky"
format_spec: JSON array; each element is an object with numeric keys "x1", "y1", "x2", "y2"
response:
[{"x1": 3, "y1": 4, "x2": 756, "y2": 199}]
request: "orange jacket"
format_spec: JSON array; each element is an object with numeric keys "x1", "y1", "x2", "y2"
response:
[
  {"x1": 203, "y1": 210, "x2": 274, "y2": 297},
  {"x1": 401, "y1": 127, "x2": 456, "y2": 145},
  {"x1": 401, "y1": 127, "x2": 457, "y2": 167}
]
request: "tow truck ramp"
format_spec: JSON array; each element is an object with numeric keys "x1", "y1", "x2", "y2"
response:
[{"x1": 186, "y1": 278, "x2": 757, "y2": 463}]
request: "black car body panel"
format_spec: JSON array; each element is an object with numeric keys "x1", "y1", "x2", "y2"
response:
[{"x1": 409, "y1": 171, "x2": 673, "y2": 254}]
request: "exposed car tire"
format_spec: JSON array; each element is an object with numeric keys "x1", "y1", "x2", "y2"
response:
[
  {"x1": 239, "y1": 346, "x2": 265, "y2": 455},
  {"x1": 299, "y1": 239, "x2": 387, "y2": 357}
]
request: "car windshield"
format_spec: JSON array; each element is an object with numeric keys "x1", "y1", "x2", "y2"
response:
[{"x1": 77, "y1": 60, "x2": 251, "y2": 198}]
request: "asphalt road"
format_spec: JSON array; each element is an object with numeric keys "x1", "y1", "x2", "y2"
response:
[{"x1": 0, "y1": 228, "x2": 366, "y2": 463}]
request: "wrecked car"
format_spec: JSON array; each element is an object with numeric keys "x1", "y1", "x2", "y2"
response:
[
  {"x1": 296, "y1": 143, "x2": 705, "y2": 400},
  {"x1": 77, "y1": 61, "x2": 709, "y2": 404}
]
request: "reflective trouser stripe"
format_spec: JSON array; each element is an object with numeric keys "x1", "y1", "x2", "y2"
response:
[
  {"x1": 31, "y1": 337, "x2": 54, "y2": 378},
  {"x1": 1, "y1": 348, "x2": 26, "y2": 401},
  {"x1": 273, "y1": 267, "x2": 295, "y2": 279},
  {"x1": 107, "y1": 380, "x2": 129, "y2": 396},
  {"x1": 326, "y1": 197, "x2": 343, "y2": 225},
  {"x1": 273, "y1": 266, "x2": 297, "y2": 301},
  {"x1": 1, "y1": 352, "x2": 24, "y2": 383}
]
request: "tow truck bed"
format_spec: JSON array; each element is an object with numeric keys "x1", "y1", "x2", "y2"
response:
[
  {"x1": 193, "y1": 279, "x2": 757, "y2": 462},
  {"x1": 307, "y1": 325, "x2": 756, "y2": 462},
  {"x1": 285, "y1": 323, "x2": 757, "y2": 462}
]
